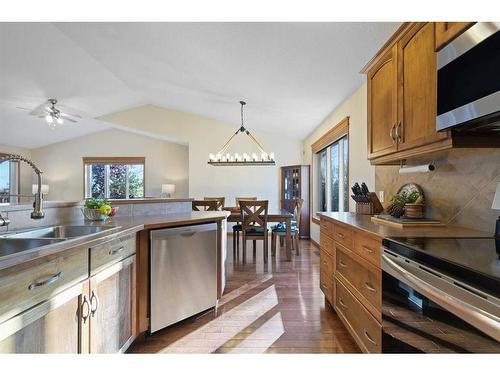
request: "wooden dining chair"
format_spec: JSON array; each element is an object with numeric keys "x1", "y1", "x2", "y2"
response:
[
  {"x1": 271, "y1": 197, "x2": 304, "y2": 257},
  {"x1": 192, "y1": 200, "x2": 218, "y2": 211},
  {"x1": 232, "y1": 196, "x2": 257, "y2": 251},
  {"x1": 239, "y1": 200, "x2": 269, "y2": 263},
  {"x1": 203, "y1": 197, "x2": 225, "y2": 210}
]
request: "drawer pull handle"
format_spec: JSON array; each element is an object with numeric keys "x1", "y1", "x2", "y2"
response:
[
  {"x1": 338, "y1": 298, "x2": 348, "y2": 309},
  {"x1": 364, "y1": 330, "x2": 377, "y2": 346},
  {"x1": 109, "y1": 246, "x2": 125, "y2": 256},
  {"x1": 339, "y1": 260, "x2": 347, "y2": 268},
  {"x1": 90, "y1": 290, "x2": 100, "y2": 317},
  {"x1": 362, "y1": 245, "x2": 374, "y2": 254},
  {"x1": 364, "y1": 282, "x2": 377, "y2": 292},
  {"x1": 337, "y1": 233, "x2": 345, "y2": 239},
  {"x1": 28, "y1": 271, "x2": 63, "y2": 290},
  {"x1": 81, "y1": 295, "x2": 90, "y2": 324}
]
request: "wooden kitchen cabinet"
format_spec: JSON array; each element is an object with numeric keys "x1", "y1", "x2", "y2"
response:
[
  {"x1": 0, "y1": 280, "x2": 89, "y2": 353},
  {"x1": 367, "y1": 45, "x2": 398, "y2": 159},
  {"x1": 88, "y1": 254, "x2": 136, "y2": 353},
  {"x1": 397, "y1": 22, "x2": 449, "y2": 152},
  {"x1": 435, "y1": 22, "x2": 474, "y2": 51},
  {"x1": 364, "y1": 22, "x2": 498, "y2": 165}
]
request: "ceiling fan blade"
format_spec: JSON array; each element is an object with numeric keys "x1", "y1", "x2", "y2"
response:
[
  {"x1": 16, "y1": 106, "x2": 32, "y2": 111},
  {"x1": 61, "y1": 112, "x2": 82, "y2": 119},
  {"x1": 62, "y1": 117, "x2": 77, "y2": 123}
]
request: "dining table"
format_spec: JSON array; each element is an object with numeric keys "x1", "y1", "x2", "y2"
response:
[{"x1": 223, "y1": 207, "x2": 295, "y2": 261}]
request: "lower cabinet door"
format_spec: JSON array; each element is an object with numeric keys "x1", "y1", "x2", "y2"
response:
[
  {"x1": 88, "y1": 255, "x2": 136, "y2": 353},
  {"x1": 0, "y1": 280, "x2": 89, "y2": 354}
]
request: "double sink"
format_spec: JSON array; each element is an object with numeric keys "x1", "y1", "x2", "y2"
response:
[{"x1": 0, "y1": 225, "x2": 119, "y2": 258}]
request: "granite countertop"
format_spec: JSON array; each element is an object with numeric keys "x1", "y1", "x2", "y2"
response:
[
  {"x1": 0, "y1": 211, "x2": 229, "y2": 271},
  {"x1": 318, "y1": 212, "x2": 493, "y2": 239}
]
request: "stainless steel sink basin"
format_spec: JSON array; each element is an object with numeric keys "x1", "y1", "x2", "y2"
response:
[
  {"x1": 4, "y1": 225, "x2": 118, "y2": 239},
  {"x1": 0, "y1": 238, "x2": 66, "y2": 258}
]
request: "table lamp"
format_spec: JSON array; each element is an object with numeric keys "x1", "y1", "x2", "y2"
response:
[{"x1": 161, "y1": 184, "x2": 175, "y2": 198}]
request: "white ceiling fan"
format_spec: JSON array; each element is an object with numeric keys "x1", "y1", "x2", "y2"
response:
[{"x1": 17, "y1": 99, "x2": 82, "y2": 129}]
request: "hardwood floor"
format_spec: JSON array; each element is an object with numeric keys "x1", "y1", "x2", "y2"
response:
[{"x1": 128, "y1": 236, "x2": 360, "y2": 354}]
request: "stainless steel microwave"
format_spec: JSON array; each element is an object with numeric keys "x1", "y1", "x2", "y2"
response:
[{"x1": 437, "y1": 22, "x2": 500, "y2": 133}]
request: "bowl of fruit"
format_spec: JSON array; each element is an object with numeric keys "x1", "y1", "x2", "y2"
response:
[{"x1": 82, "y1": 198, "x2": 118, "y2": 221}]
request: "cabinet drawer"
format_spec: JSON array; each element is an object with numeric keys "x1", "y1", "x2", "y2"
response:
[
  {"x1": 320, "y1": 219, "x2": 334, "y2": 237},
  {"x1": 320, "y1": 248, "x2": 333, "y2": 278},
  {"x1": 320, "y1": 233, "x2": 334, "y2": 256},
  {"x1": 90, "y1": 234, "x2": 136, "y2": 275},
  {"x1": 334, "y1": 224, "x2": 352, "y2": 249},
  {"x1": 0, "y1": 246, "x2": 88, "y2": 324},
  {"x1": 353, "y1": 231, "x2": 382, "y2": 268},
  {"x1": 336, "y1": 244, "x2": 381, "y2": 313},
  {"x1": 335, "y1": 277, "x2": 381, "y2": 353},
  {"x1": 320, "y1": 270, "x2": 333, "y2": 303}
]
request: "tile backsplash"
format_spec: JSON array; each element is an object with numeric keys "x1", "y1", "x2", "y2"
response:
[
  {"x1": 375, "y1": 148, "x2": 500, "y2": 233},
  {"x1": 0, "y1": 201, "x2": 192, "y2": 232}
]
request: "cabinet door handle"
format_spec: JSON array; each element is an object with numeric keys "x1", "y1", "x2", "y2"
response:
[
  {"x1": 390, "y1": 123, "x2": 396, "y2": 143},
  {"x1": 28, "y1": 271, "x2": 63, "y2": 290},
  {"x1": 90, "y1": 290, "x2": 100, "y2": 317},
  {"x1": 338, "y1": 298, "x2": 348, "y2": 309},
  {"x1": 364, "y1": 282, "x2": 377, "y2": 293},
  {"x1": 339, "y1": 260, "x2": 347, "y2": 268},
  {"x1": 337, "y1": 232, "x2": 345, "y2": 239},
  {"x1": 81, "y1": 295, "x2": 90, "y2": 324},
  {"x1": 109, "y1": 246, "x2": 125, "y2": 256},
  {"x1": 395, "y1": 121, "x2": 402, "y2": 142},
  {"x1": 364, "y1": 330, "x2": 377, "y2": 346},
  {"x1": 362, "y1": 245, "x2": 374, "y2": 254}
]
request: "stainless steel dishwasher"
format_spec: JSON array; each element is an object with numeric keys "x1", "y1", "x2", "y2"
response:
[{"x1": 150, "y1": 223, "x2": 217, "y2": 333}]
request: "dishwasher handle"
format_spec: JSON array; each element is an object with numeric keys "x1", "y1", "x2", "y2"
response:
[{"x1": 382, "y1": 251, "x2": 500, "y2": 342}]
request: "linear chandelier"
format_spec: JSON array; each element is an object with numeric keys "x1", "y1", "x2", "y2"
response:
[{"x1": 208, "y1": 101, "x2": 275, "y2": 166}]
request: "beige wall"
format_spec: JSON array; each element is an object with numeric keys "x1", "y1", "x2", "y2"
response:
[
  {"x1": 302, "y1": 82, "x2": 374, "y2": 243},
  {"x1": 29, "y1": 128, "x2": 189, "y2": 201},
  {"x1": 101, "y1": 105, "x2": 302, "y2": 211}
]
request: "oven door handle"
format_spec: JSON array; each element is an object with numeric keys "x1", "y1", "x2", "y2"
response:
[{"x1": 382, "y1": 252, "x2": 500, "y2": 342}]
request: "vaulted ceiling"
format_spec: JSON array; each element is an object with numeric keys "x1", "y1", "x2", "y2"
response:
[{"x1": 0, "y1": 22, "x2": 399, "y2": 148}]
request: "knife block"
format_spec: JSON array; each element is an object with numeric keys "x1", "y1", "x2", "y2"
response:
[{"x1": 355, "y1": 192, "x2": 384, "y2": 215}]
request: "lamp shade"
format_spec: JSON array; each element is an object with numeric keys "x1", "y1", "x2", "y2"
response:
[
  {"x1": 492, "y1": 183, "x2": 500, "y2": 210},
  {"x1": 32, "y1": 184, "x2": 49, "y2": 195},
  {"x1": 161, "y1": 184, "x2": 175, "y2": 195}
]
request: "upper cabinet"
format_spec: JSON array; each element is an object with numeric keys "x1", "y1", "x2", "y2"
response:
[
  {"x1": 397, "y1": 23, "x2": 449, "y2": 152},
  {"x1": 434, "y1": 22, "x2": 475, "y2": 51},
  {"x1": 364, "y1": 22, "x2": 498, "y2": 165},
  {"x1": 367, "y1": 46, "x2": 398, "y2": 158}
]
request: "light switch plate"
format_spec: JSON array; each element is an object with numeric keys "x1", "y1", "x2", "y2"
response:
[{"x1": 379, "y1": 191, "x2": 385, "y2": 203}]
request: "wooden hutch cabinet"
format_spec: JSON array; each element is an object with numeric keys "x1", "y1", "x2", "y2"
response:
[{"x1": 281, "y1": 165, "x2": 310, "y2": 239}]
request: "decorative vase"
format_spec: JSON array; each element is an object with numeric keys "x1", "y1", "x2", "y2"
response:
[{"x1": 404, "y1": 203, "x2": 424, "y2": 219}]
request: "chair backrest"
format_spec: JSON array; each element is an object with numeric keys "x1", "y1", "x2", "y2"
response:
[
  {"x1": 235, "y1": 196, "x2": 257, "y2": 206},
  {"x1": 239, "y1": 200, "x2": 268, "y2": 231},
  {"x1": 192, "y1": 200, "x2": 218, "y2": 211},
  {"x1": 293, "y1": 198, "x2": 304, "y2": 231},
  {"x1": 203, "y1": 197, "x2": 225, "y2": 210}
]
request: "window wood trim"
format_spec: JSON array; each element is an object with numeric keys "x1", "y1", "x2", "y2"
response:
[
  {"x1": 82, "y1": 157, "x2": 146, "y2": 199},
  {"x1": 311, "y1": 116, "x2": 349, "y2": 153},
  {"x1": 82, "y1": 157, "x2": 145, "y2": 165},
  {"x1": 310, "y1": 116, "x2": 350, "y2": 224}
]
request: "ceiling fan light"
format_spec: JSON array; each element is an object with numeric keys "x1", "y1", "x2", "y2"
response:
[
  {"x1": 45, "y1": 114, "x2": 53, "y2": 124},
  {"x1": 56, "y1": 117, "x2": 63, "y2": 125}
]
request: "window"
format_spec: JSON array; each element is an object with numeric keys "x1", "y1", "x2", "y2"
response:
[
  {"x1": 83, "y1": 157, "x2": 145, "y2": 199},
  {"x1": 0, "y1": 154, "x2": 19, "y2": 204},
  {"x1": 311, "y1": 117, "x2": 349, "y2": 216}
]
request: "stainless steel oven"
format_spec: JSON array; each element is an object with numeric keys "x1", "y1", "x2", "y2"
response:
[
  {"x1": 381, "y1": 238, "x2": 500, "y2": 353},
  {"x1": 437, "y1": 22, "x2": 500, "y2": 133}
]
